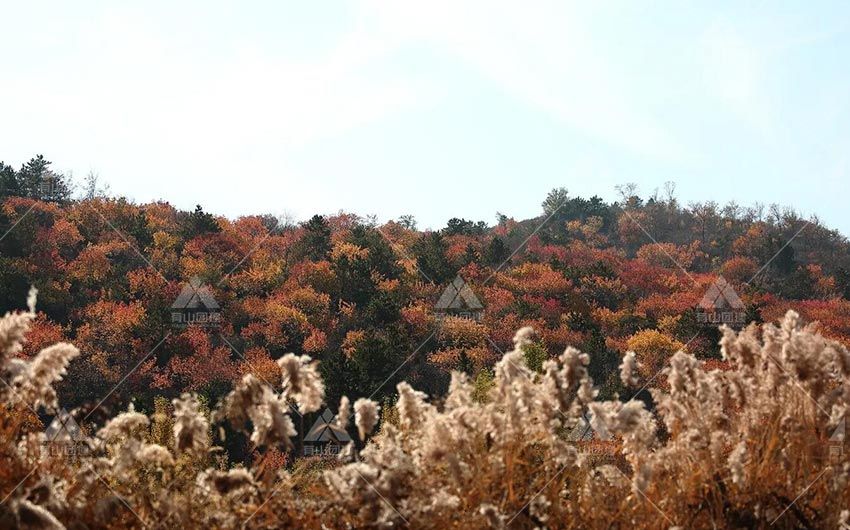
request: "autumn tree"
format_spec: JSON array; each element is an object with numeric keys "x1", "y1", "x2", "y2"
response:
[{"x1": 626, "y1": 329, "x2": 685, "y2": 383}]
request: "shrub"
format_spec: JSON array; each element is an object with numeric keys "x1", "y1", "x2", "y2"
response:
[{"x1": 1, "y1": 291, "x2": 849, "y2": 528}]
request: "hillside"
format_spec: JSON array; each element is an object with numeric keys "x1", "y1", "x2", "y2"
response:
[
  {"x1": 3, "y1": 157, "x2": 850, "y2": 527},
  {"x1": 1, "y1": 160, "x2": 850, "y2": 420}
]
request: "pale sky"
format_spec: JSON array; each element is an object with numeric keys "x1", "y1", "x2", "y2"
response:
[{"x1": 2, "y1": 1, "x2": 849, "y2": 235}]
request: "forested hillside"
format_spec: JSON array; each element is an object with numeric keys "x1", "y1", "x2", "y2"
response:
[
  {"x1": 2, "y1": 156, "x2": 849, "y2": 417},
  {"x1": 3, "y1": 156, "x2": 850, "y2": 528}
]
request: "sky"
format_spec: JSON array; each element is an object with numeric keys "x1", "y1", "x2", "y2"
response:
[{"x1": 2, "y1": 1, "x2": 849, "y2": 235}]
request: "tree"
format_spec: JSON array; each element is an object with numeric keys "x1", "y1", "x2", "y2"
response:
[
  {"x1": 662, "y1": 181, "x2": 677, "y2": 206},
  {"x1": 615, "y1": 183, "x2": 639, "y2": 205},
  {"x1": 67, "y1": 300, "x2": 148, "y2": 407},
  {"x1": 329, "y1": 225, "x2": 402, "y2": 310},
  {"x1": 444, "y1": 218, "x2": 487, "y2": 236},
  {"x1": 182, "y1": 205, "x2": 221, "y2": 239},
  {"x1": 397, "y1": 215, "x2": 417, "y2": 230},
  {"x1": 542, "y1": 187, "x2": 568, "y2": 216},
  {"x1": 9, "y1": 155, "x2": 74, "y2": 202},
  {"x1": 837, "y1": 267, "x2": 850, "y2": 300},
  {"x1": 0, "y1": 162, "x2": 20, "y2": 198},
  {"x1": 18, "y1": 155, "x2": 51, "y2": 198},
  {"x1": 626, "y1": 329, "x2": 684, "y2": 381},
  {"x1": 81, "y1": 171, "x2": 111, "y2": 199},
  {"x1": 522, "y1": 341, "x2": 548, "y2": 372},
  {"x1": 300, "y1": 215, "x2": 332, "y2": 261},
  {"x1": 413, "y1": 232, "x2": 454, "y2": 284},
  {"x1": 470, "y1": 369, "x2": 495, "y2": 403},
  {"x1": 128, "y1": 210, "x2": 154, "y2": 250},
  {"x1": 484, "y1": 236, "x2": 510, "y2": 266},
  {"x1": 689, "y1": 201, "x2": 719, "y2": 248}
]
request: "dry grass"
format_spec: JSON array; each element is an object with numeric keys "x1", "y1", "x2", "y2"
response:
[{"x1": 1, "y1": 292, "x2": 849, "y2": 528}]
